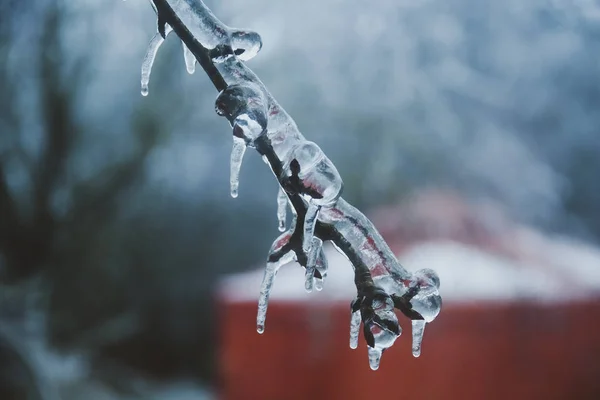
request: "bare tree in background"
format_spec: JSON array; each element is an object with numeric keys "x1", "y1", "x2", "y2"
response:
[{"x1": 0, "y1": 1, "x2": 161, "y2": 397}]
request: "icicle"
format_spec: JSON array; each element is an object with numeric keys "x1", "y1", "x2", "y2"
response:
[
  {"x1": 304, "y1": 265, "x2": 315, "y2": 293},
  {"x1": 276, "y1": 188, "x2": 287, "y2": 232},
  {"x1": 302, "y1": 203, "x2": 320, "y2": 254},
  {"x1": 314, "y1": 247, "x2": 327, "y2": 292},
  {"x1": 314, "y1": 277, "x2": 324, "y2": 291},
  {"x1": 257, "y1": 251, "x2": 295, "y2": 334},
  {"x1": 411, "y1": 319, "x2": 426, "y2": 357},
  {"x1": 141, "y1": 24, "x2": 172, "y2": 96},
  {"x1": 349, "y1": 310, "x2": 361, "y2": 349},
  {"x1": 182, "y1": 41, "x2": 196, "y2": 74},
  {"x1": 303, "y1": 237, "x2": 322, "y2": 293},
  {"x1": 312, "y1": 237, "x2": 323, "y2": 262},
  {"x1": 230, "y1": 137, "x2": 246, "y2": 198},
  {"x1": 368, "y1": 347, "x2": 382, "y2": 370}
]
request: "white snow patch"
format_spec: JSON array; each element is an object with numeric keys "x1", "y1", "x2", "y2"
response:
[{"x1": 220, "y1": 238, "x2": 600, "y2": 303}]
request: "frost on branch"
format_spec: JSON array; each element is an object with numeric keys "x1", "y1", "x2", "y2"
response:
[{"x1": 142, "y1": 0, "x2": 443, "y2": 370}]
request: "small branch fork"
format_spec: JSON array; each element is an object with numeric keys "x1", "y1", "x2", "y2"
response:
[{"x1": 145, "y1": 0, "x2": 442, "y2": 370}]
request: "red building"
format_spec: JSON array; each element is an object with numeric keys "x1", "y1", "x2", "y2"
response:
[{"x1": 217, "y1": 190, "x2": 600, "y2": 400}]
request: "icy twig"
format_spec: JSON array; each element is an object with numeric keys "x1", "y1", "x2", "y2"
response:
[{"x1": 141, "y1": 0, "x2": 443, "y2": 369}]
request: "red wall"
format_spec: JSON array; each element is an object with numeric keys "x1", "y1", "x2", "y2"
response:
[{"x1": 218, "y1": 299, "x2": 600, "y2": 400}]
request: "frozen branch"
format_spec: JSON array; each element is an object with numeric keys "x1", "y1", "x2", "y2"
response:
[{"x1": 141, "y1": 0, "x2": 442, "y2": 370}]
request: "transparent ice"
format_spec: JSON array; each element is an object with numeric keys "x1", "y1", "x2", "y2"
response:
[
  {"x1": 215, "y1": 83, "x2": 268, "y2": 198},
  {"x1": 141, "y1": 24, "x2": 172, "y2": 96},
  {"x1": 209, "y1": 54, "x2": 344, "y2": 291},
  {"x1": 353, "y1": 295, "x2": 400, "y2": 370},
  {"x1": 411, "y1": 320, "x2": 426, "y2": 358},
  {"x1": 257, "y1": 247, "x2": 295, "y2": 334},
  {"x1": 349, "y1": 310, "x2": 361, "y2": 350},
  {"x1": 142, "y1": 0, "x2": 443, "y2": 369},
  {"x1": 182, "y1": 41, "x2": 196, "y2": 74},
  {"x1": 256, "y1": 226, "x2": 329, "y2": 333},
  {"x1": 276, "y1": 188, "x2": 288, "y2": 232},
  {"x1": 165, "y1": 0, "x2": 262, "y2": 61},
  {"x1": 229, "y1": 137, "x2": 246, "y2": 198}
]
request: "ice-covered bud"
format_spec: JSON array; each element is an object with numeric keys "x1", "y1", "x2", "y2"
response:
[
  {"x1": 215, "y1": 83, "x2": 268, "y2": 142},
  {"x1": 230, "y1": 30, "x2": 262, "y2": 61},
  {"x1": 409, "y1": 268, "x2": 442, "y2": 323},
  {"x1": 350, "y1": 289, "x2": 400, "y2": 370},
  {"x1": 365, "y1": 296, "x2": 400, "y2": 370},
  {"x1": 210, "y1": 30, "x2": 261, "y2": 63},
  {"x1": 415, "y1": 268, "x2": 441, "y2": 291},
  {"x1": 216, "y1": 84, "x2": 268, "y2": 197},
  {"x1": 406, "y1": 268, "x2": 441, "y2": 358},
  {"x1": 283, "y1": 141, "x2": 343, "y2": 207},
  {"x1": 281, "y1": 142, "x2": 343, "y2": 261}
]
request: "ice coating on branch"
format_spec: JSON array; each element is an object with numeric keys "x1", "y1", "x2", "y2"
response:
[
  {"x1": 349, "y1": 290, "x2": 400, "y2": 369},
  {"x1": 365, "y1": 296, "x2": 400, "y2": 370},
  {"x1": 366, "y1": 309, "x2": 399, "y2": 370},
  {"x1": 277, "y1": 142, "x2": 342, "y2": 270},
  {"x1": 282, "y1": 142, "x2": 343, "y2": 207},
  {"x1": 165, "y1": 0, "x2": 262, "y2": 60},
  {"x1": 322, "y1": 202, "x2": 441, "y2": 357},
  {"x1": 165, "y1": 0, "x2": 229, "y2": 48},
  {"x1": 367, "y1": 320, "x2": 402, "y2": 370},
  {"x1": 230, "y1": 30, "x2": 262, "y2": 61},
  {"x1": 406, "y1": 268, "x2": 442, "y2": 357},
  {"x1": 182, "y1": 41, "x2": 196, "y2": 74},
  {"x1": 320, "y1": 199, "x2": 412, "y2": 282},
  {"x1": 150, "y1": 0, "x2": 443, "y2": 370},
  {"x1": 141, "y1": 24, "x2": 172, "y2": 96},
  {"x1": 276, "y1": 188, "x2": 287, "y2": 232},
  {"x1": 323, "y1": 200, "x2": 439, "y2": 361},
  {"x1": 215, "y1": 83, "x2": 268, "y2": 197},
  {"x1": 212, "y1": 47, "x2": 434, "y2": 364},
  {"x1": 215, "y1": 83, "x2": 268, "y2": 140}
]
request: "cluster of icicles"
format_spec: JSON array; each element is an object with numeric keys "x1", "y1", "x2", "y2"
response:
[{"x1": 138, "y1": 0, "x2": 442, "y2": 371}]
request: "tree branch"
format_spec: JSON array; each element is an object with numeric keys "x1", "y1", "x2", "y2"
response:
[{"x1": 143, "y1": 0, "x2": 443, "y2": 369}]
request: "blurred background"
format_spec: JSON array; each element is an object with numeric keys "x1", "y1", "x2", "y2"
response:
[{"x1": 1, "y1": 0, "x2": 599, "y2": 398}]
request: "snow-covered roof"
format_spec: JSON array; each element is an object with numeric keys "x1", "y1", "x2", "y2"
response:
[
  {"x1": 219, "y1": 237, "x2": 600, "y2": 303},
  {"x1": 219, "y1": 190, "x2": 600, "y2": 304}
]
